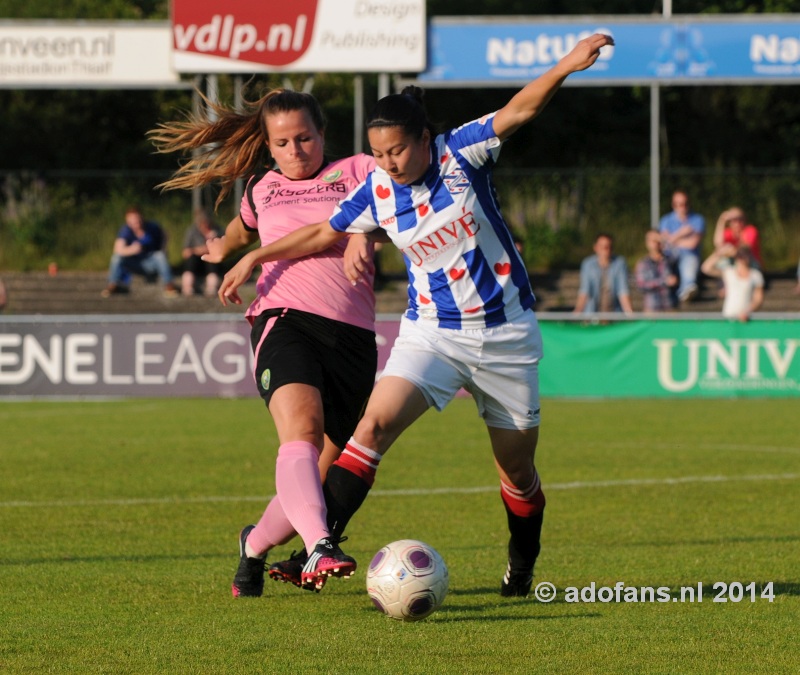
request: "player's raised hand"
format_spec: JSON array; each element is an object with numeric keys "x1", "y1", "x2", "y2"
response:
[{"x1": 561, "y1": 33, "x2": 614, "y2": 73}]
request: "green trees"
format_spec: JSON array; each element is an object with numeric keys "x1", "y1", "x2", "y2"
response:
[{"x1": 1, "y1": 1, "x2": 799, "y2": 270}]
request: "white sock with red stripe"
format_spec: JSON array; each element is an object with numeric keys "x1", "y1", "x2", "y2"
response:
[
  {"x1": 333, "y1": 438, "x2": 382, "y2": 487},
  {"x1": 501, "y1": 471, "x2": 546, "y2": 570},
  {"x1": 500, "y1": 471, "x2": 545, "y2": 517}
]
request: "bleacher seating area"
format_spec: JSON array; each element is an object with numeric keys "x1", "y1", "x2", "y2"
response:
[{"x1": 1, "y1": 269, "x2": 798, "y2": 316}]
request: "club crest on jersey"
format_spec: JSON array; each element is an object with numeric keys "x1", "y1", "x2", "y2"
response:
[
  {"x1": 322, "y1": 169, "x2": 342, "y2": 183},
  {"x1": 443, "y1": 170, "x2": 470, "y2": 194},
  {"x1": 260, "y1": 369, "x2": 271, "y2": 391}
]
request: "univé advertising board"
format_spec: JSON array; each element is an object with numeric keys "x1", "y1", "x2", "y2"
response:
[
  {"x1": 538, "y1": 318, "x2": 800, "y2": 398},
  {"x1": 170, "y1": 0, "x2": 426, "y2": 73}
]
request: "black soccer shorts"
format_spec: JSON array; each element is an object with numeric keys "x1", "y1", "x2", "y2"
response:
[{"x1": 250, "y1": 308, "x2": 377, "y2": 449}]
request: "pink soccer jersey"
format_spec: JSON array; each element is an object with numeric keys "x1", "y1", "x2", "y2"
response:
[
  {"x1": 240, "y1": 154, "x2": 376, "y2": 331},
  {"x1": 330, "y1": 114, "x2": 535, "y2": 329}
]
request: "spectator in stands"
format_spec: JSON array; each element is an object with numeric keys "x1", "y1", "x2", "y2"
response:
[
  {"x1": 102, "y1": 206, "x2": 177, "y2": 298},
  {"x1": 573, "y1": 233, "x2": 634, "y2": 315},
  {"x1": 658, "y1": 189, "x2": 705, "y2": 303},
  {"x1": 635, "y1": 229, "x2": 678, "y2": 313},
  {"x1": 701, "y1": 246, "x2": 764, "y2": 321},
  {"x1": 181, "y1": 207, "x2": 222, "y2": 296},
  {"x1": 0, "y1": 276, "x2": 7, "y2": 312},
  {"x1": 713, "y1": 206, "x2": 762, "y2": 268}
]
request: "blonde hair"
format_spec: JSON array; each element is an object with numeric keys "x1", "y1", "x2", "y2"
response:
[{"x1": 148, "y1": 88, "x2": 326, "y2": 209}]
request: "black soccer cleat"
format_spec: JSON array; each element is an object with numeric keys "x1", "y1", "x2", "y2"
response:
[
  {"x1": 300, "y1": 537, "x2": 357, "y2": 591},
  {"x1": 231, "y1": 525, "x2": 266, "y2": 598},
  {"x1": 268, "y1": 549, "x2": 314, "y2": 591},
  {"x1": 500, "y1": 560, "x2": 534, "y2": 598}
]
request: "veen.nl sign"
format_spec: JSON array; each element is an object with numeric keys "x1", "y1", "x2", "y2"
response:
[
  {"x1": 0, "y1": 22, "x2": 181, "y2": 88},
  {"x1": 420, "y1": 16, "x2": 800, "y2": 84},
  {"x1": 1, "y1": 317, "x2": 798, "y2": 399},
  {"x1": 171, "y1": 0, "x2": 425, "y2": 73}
]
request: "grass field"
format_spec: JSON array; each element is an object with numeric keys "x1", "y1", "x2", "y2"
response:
[{"x1": 1, "y1": 397, "x2": 798, "y2": 674}]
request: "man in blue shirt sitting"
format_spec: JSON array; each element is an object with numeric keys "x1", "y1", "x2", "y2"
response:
[
  {"x1": 573, "y1": 233, "x2": 633, "y2": 315},
  {"x1": 657, "y1": 189, "x2": 705, "y2": 303},
  {"x1": 102, "y1": 206, "x2": 177, "y2": 298}
]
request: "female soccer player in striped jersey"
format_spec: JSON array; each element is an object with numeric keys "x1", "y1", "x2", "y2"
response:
[
  {"x1": 150, "y1": 89, "x2": 379, "y2": 595},
  {"x1": 216, "y1": 34, "x2": 614, "y2": 597}
]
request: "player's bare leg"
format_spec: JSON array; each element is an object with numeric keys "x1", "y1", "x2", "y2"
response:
[{"x1": 322, "y1": 377, "x2": 429, "y2": 543}]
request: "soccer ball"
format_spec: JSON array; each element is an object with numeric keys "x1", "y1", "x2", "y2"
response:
[{"x1": 366, "y1": 539, "x2": 449, "y2": 621}]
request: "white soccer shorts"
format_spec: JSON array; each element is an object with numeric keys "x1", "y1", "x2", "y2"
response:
[{"x1": 380, "y1": 311, "x2": 543, "y2": 430}]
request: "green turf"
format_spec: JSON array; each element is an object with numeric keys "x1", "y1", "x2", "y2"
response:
[{"x1": 1, "y1": 398, "x2": 797, "y2": 674}]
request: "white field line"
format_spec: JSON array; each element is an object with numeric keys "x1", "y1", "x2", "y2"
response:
[
  {"x1": 612, "y1": 441, "x2": 800, "y2": 456},
  {"x1": 1, "y1": 473, "x2": 797, "y2": 509}
]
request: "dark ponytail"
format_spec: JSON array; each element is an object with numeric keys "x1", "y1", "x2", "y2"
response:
[{"x1": 366, "y1": 85, "x2": 436, "y2": 140}]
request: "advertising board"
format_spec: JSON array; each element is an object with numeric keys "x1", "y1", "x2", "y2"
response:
[
  {"x1": 419, "y1": 16, "x2": 800, "y2": 85},
  {"x1": 2, "y1": 316, "x2": 797, "y2": 399},
  {"x1": 171, "y1": 0, "x2": 426, "y2": 73},
  {"x1": 0, "y1": 22, "x2": 181, "y2": 88}
]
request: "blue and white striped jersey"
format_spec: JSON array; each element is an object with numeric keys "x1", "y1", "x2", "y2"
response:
[{"x1": 329, "y1": 113, "x2": 535, "y2": 329}]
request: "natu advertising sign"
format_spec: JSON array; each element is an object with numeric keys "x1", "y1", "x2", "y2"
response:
[
  {"x1": 419, "y1": 16, "x2": 800, "y2": 85},
  {"x1": 171, "y1": 0, "x2": 425, "y2": 73}
]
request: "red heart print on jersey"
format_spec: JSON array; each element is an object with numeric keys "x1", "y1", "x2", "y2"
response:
[
  {"x1": 449, "y1": 268, "x2": 465, "y2": 280},
  {"x1": 419, "y1": 294, "x2": 431, "y2": 304},
  {"x1": 494, "y1": 262, "x2": 511, "y2": 275},
  {"x1": 418, "y1": 204, "x2": 429, "y2": 216},
  {"x1": 376, "y1": 185, "x2": 391, "y2": 199},
  {"x1": 440, "y1": 154, "x2": 448, "y2": 164},
  {"x1": 464, "y1": 306, "x2": 482, "y2": 314}
]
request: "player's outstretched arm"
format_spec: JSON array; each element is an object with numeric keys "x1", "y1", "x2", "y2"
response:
[
  {"x1": 216, "y1": 220, "x2": 345, "y2": 305},
  {"x1": 493, "y1": 33, "x2": 614, "y2": 141}
]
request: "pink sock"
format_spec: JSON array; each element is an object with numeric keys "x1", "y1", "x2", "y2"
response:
[
  {"x1": 245, "y1": 496, "x2": 297, "y2": 558},
  {"x1": 275, "y1": 441, "x2": 329, "y2": 553}
]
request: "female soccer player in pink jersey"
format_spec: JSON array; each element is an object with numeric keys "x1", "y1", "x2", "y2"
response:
[
  {"x1": 217, "y1": 34, "x2": 614, "y2": 598},
  {"x1": 150, "y1": 89, "x2": 378, "y2": 595}
]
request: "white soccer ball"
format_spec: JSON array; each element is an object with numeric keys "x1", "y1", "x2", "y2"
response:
[{"x1": 366, "y1": 539, "x2": 449, "y2": 621}]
